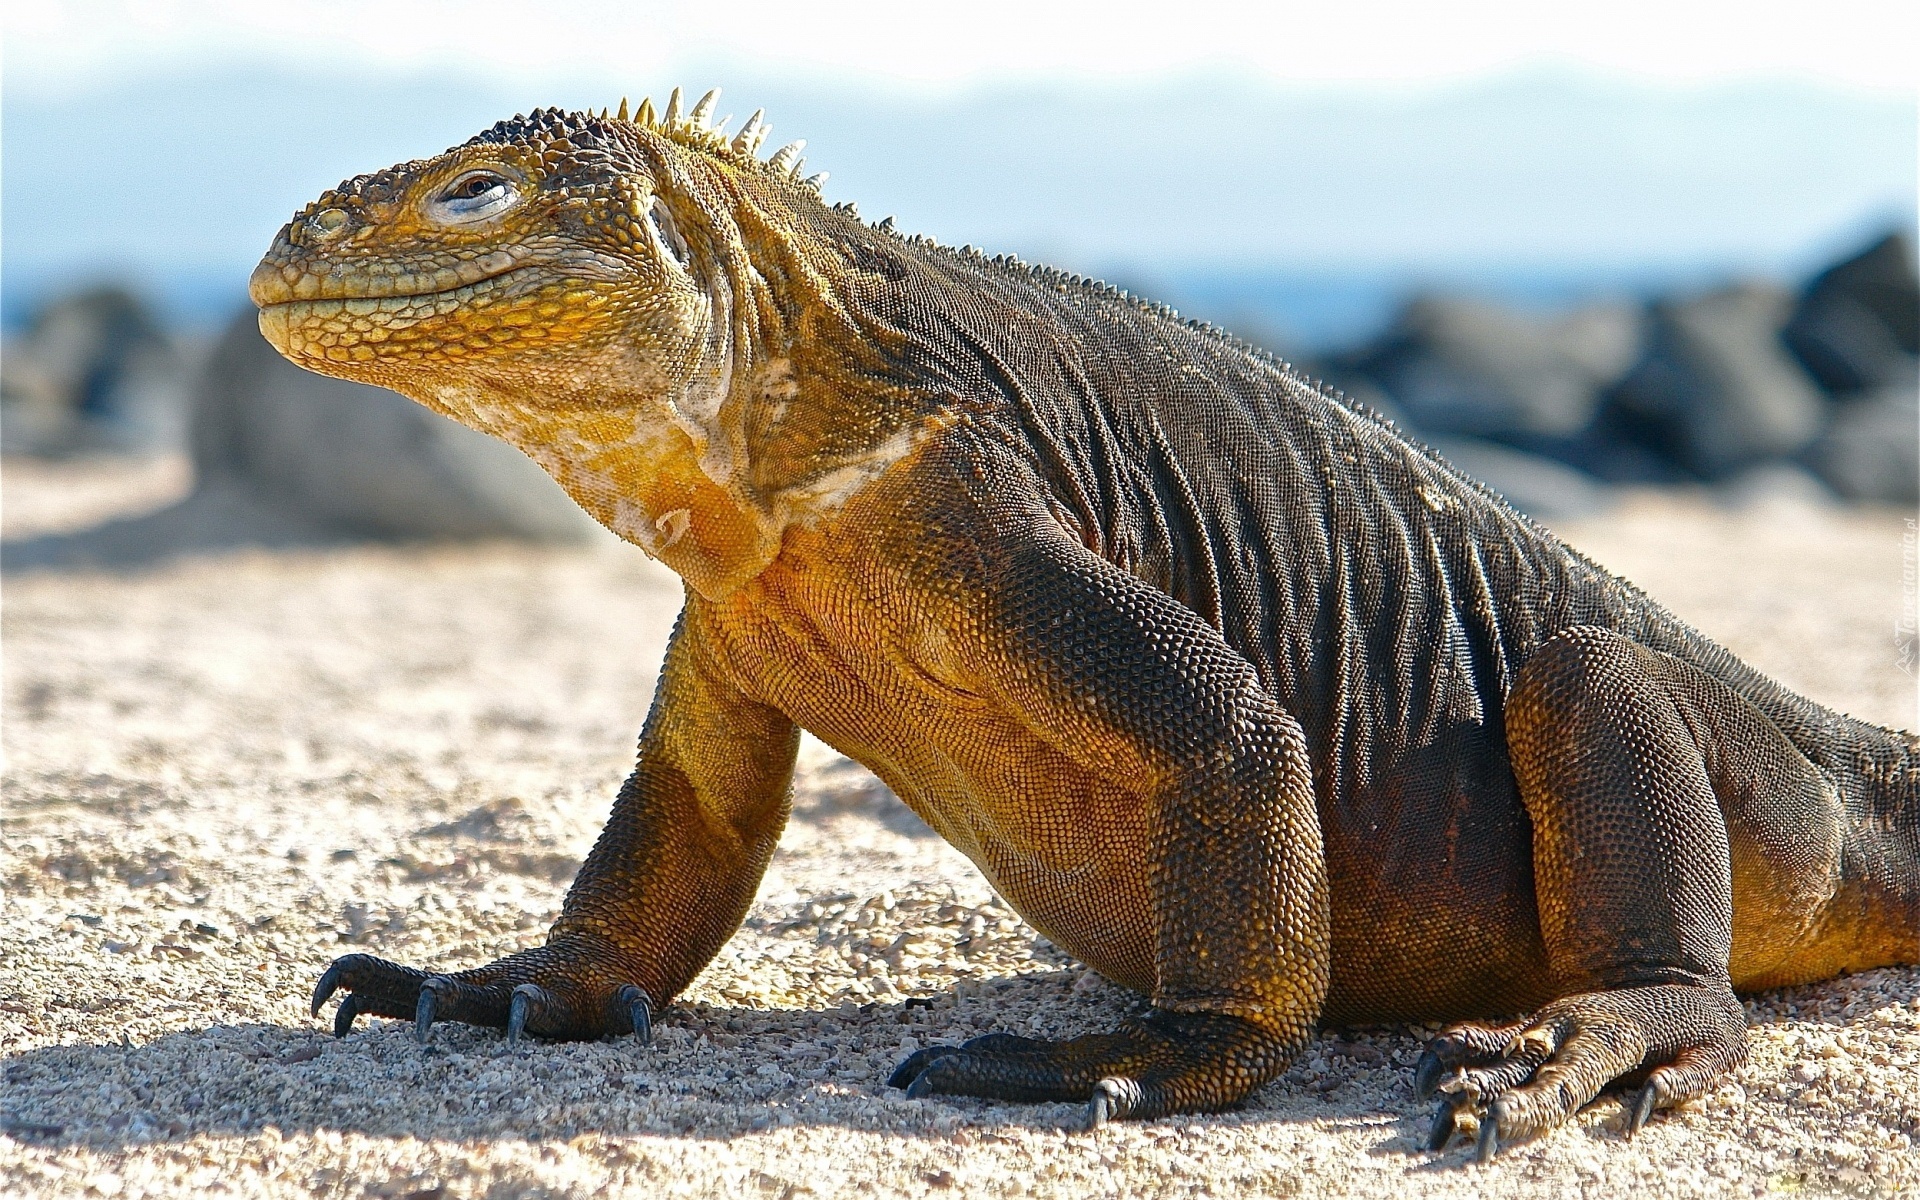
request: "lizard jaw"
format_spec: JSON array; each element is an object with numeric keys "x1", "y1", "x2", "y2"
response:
[{"x1": 247, "y1": 250, "x2": 528, "y2": 307}]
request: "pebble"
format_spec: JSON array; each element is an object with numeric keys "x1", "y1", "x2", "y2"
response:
[{"x1": 5, "y1": 481, "x2": 1917, "y2": 1199}]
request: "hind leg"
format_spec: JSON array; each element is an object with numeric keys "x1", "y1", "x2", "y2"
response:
[{"x1": 1417, "y1": 625, "x2": 1839, "y2": 1158}]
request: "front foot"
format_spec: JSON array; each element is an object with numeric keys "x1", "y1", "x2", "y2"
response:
[
  {"x1": 311, "y1": 935, "x2": 655, "y2": 1048},
  {"x1": 888, "y1": 1009, "x2": 1296, "y2": 1127},
  {"x1": 1413, "y1": 984, "x2": 1747, "y2": 1161}
]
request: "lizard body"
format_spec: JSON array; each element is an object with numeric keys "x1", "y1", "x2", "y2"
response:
[{"x1": 252, "y1": 92, "x2": 1918, "y2": 1155}]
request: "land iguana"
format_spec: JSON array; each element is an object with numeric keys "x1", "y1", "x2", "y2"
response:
[{"x1": 250, "y1": 89, "x2": 1919, "y2": 1158}]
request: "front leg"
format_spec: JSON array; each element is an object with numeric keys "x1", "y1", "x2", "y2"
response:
[
  {"x1": 311, "y1": 604, "x2": 798, "y2": 1045},
  {"x1": 889, "y1": 512, "x2": 1330, "y2": 1123}
]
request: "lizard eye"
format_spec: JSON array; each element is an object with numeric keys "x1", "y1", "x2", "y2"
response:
[{"x1": 432, "y1": 171, "x2": 520, "y2": 223}]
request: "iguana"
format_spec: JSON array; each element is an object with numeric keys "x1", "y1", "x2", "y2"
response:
[{"x1": 250, "y1": 89, "x2": 1919, "y2": 1158}]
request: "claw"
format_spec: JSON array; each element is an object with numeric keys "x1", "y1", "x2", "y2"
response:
[
  {"x1": 506, "y1": 984, "x2": 539, "y2": 1050},
  {"x1": 1085, "y1": 1077, "x2": 1136, "y2": 1131},
  {"x1": 1475, "y1": 1100, "x2": 1505, "y2": 1163},
  {"x1": 1425, "y1": 1092, "x2": 1469, "y2": 1151},
  {"x1": 414, "y1": 977, "x2": 443, "y2": 1044},
  {"x1": 332, "y1": 993, "x2": 362, "y2": 1037},
  {"x1": 312, "y1": 961, "x2": 345, "y2": 1017},
  {"x1": 1626, "y1": 1083, "x2": 1659, "y2": 1138},
  {"x1": 1413, "y1": 1048, "x2": 1445, "y2": 1100},
  {"x1": 1086, "y1": 1085, "x2": 1112, "y2": 1131},
  {"x1": 616, "y1": 984, "x2": 653, "y2": 1046}
]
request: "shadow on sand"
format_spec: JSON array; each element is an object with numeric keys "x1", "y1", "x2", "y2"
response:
[{"x1": 5, "y1": 964, "x2": 1911, "y2": 1164}]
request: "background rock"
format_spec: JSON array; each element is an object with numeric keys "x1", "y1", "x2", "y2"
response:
[
  {"x1": 8, "y1": 228, "x2": 1914, "y2": 573},
  {"x1": 1783, "y1": 232, "x2": 1920, "y2": 396},
  {"x1": 192, "y1": 311, "x2": 602, "y2": 541},
  {"x1": 1339, "y1": 295, "x2": 1640, "y2": 443},
  {"x1": 1803, "y1": 366, "x2": 1920, "y2": 504},
  {"x1": 0, "y1": 286, "x2": 189, "y2": 456},
  {"x1": 1606, "y1": 283, "x2": 1829, "y2": 479}
]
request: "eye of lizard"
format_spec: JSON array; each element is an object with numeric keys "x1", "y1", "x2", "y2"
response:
[{"x1": 433, "y1": 171, "x2": 520, "y2": 223}]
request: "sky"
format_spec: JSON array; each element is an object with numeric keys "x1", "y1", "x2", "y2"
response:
[
  {"x1": 4, "y1": 1, "x2": 1916, "y2": 341},
  {"x1": 11, "y1": 0, "x2": 1918, "y2": 91}
]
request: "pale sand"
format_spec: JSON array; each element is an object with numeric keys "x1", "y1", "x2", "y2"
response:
[{"x1": 3, "y1": 458, "x2": 1916, "y2": 1198}]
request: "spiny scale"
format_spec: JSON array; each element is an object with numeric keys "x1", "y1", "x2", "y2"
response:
[
  {"x1": 688, "y1": 88, "x2": 719, "y2": 128},
  {"x1": 580, "y1": 85, "x2": 824, "y2": 191}
]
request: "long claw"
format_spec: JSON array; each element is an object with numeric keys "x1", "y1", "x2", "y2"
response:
[
  {"x1": 414, "y1": 978, "x2": 442, "y2": 1044},
  {"x1": 312, "y1": 962, "x2": 345, "y2": 1017},
  {"x1": 1626, "y1": 1084, "x2": 1659, "y2": 1138},
  {"x1": 506, "y1": 985, "x2": 535, "y2": 1050},
  {"x1": 617, "y1": 984, "x2": 653, "y2": 1046},
  {"x1": 1085, "y1": 1086, "x2": 1112, "y2": 1131},
  {"x1": 1413, "y1": 1049, "x2": 1445, "y2": 1100},
  {"x1": 1425, "y1": 1093, "x2": 1467, "y2": 1151},
  {"x1": 1086, "y1": 1078, "x2": 1135, "y2": 1131},
  {"x1": 332, "y1": 993, "x2": 362, "y2": 1037},
  {"x1": 1475, "y1": 1101, "x2": 1504, "y2": 1163}
]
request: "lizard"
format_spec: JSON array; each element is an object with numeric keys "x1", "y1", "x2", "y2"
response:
[{"x1": 249, "y1": 88, "x2": 1919, "y2": 1159}]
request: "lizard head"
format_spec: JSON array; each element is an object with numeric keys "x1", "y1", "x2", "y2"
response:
[
  {"x1": 250, "y1": 89, "x2": 806, "y2": 408},
  {"x1": 251, "y1": 89, "x2": 907, "y2": 598}
]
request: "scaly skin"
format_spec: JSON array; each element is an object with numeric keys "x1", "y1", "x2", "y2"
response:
[{"x1": 251, "y1": 89, "x2": 1919, "y2": 1154}]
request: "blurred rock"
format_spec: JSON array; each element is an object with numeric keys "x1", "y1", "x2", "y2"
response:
[
  {"x1": 1342, "y1": 295, "x2": 1641, "y2": 441},
  {"x1": 1606, "y1": 282, "x2": 1827, "y2": 479},
  {"x1": 1803, "y1": 367, "x2": 1919, "y2": 505},
  {"x1": 1713, "y1": 462, "x2": 1839, "y2": 511},
  {"x1": 1425, "y1": 436, "x2": 1614, "y2": 521},
  {"x1": 1783, "y1": 232, "x2": 1919, "y2": 396},
  {"x1": 3, "y1": 312, "x2": 610, "y2": 572},
  {"x1": 192, "y1": 310, "x2": 602, "y2": 541},
  {"x1": 1, "y1": 286, "x2": 189, "y2": 455}
]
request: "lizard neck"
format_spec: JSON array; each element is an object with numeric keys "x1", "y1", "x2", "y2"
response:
[
  {"x1": 427, "y1": 193, "x2": 922, "y2": 601},
  {"x1": 420, "y1": 280, "x2": 784, "y2": 600}
]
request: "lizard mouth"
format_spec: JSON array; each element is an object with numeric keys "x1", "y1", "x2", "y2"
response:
[
  {"x1": 252, "y1": 261, "x2": 564, "y2": 367},
  {"x1": 249, "y1": 253, "x2": 536, "y2": 309}
]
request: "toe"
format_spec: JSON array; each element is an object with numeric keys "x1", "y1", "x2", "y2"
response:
[
  {"x1": 1413, "y1": 1021, "x2": 1523, "y2": 1099},
  {"x1": 312, "y1": 953, "x2": 430, "y2": 1023},
  {"x1": 506, "y1": 983, "x2": 555, "y2": 1049},
  {"x1": 615, "y1": 984, "x2": 653, "y2": 1046},
  {"x1": 1424, "y1": 1092, "x2": 1471, "y2": 1151},
  {"x1": 888, "y1": 1044, "x2": 964, "y2": 1090}
]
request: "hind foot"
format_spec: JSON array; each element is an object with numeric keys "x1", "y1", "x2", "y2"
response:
[{"x1": 1413, "y1": 984, "x2": 1746, "y2": 1160}]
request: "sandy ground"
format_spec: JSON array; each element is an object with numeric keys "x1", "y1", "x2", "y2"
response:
[{"x1": 3, "y1": 457, "x2": 1916, "y2": 1199}]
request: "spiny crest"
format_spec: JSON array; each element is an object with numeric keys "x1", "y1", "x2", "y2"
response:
[{"x1": 487, "y1": 87, "x2": 825, "y2": 193}]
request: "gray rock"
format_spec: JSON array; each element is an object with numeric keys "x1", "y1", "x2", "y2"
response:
[
  {"x1": 1784, "y1": 232, "x2": 1919, "y2": 396},
  {"x1": 1713, "y1": 462, "x2": 1839, "y2": 510},
  {"x1": 1424, "y1": 436, "x2": 1614, "y2": 521},
  {"x1": 191, "y1": 310, "x2": 602, "y2": 541},
  {"x1": 1804, "y1": 370, "x2": 1919, "y2": 505},
  {"x1": 1608, "y1": 282, "x2": 1827, "y2": 479},
  {"x1": 0, "y1": 286, "x2": 189, "y2": 455},
  {"x1": 1347, "y1": 295, "x2": 1641, "y2": 440}
]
